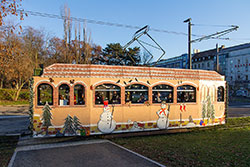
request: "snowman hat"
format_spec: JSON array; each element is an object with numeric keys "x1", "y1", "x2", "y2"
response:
[
  {"x1": 161, "y1": 101, "x2": 166, "y2": 104},
  {"x1": 103, "y1": 100, "x2": 109, "y2": 107}
]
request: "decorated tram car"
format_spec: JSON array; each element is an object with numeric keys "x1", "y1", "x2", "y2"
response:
[{"x1": 32, "y1": 63, "x2": 226, "y2": 137}]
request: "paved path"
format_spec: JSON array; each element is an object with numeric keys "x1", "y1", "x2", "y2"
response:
[
  {"x1": 0, "y1": 105, "x2": 29, "y2": 116},
  {"x1": 228, "y1": 106, "x2": 250, "y2": 117},
  {"x1": 0, "y1": 106, "x2": 30, "y2": 135},
  {"x1": 9, "y1": 140, "x2": 164, "y2": 167},
  {"x1": 0, "y1": 115, "x2": 30, "y2": 135}
]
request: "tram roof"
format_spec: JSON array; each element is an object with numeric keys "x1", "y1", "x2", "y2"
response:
[{"x1": 40, "y1": 63, "x2": 224, "y2": 81}]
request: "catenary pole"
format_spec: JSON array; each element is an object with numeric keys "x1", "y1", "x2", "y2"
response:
[
  {"x1": 216, "y1": 43, "x2": 219, "y2": 72},
  {"x1": 184, "y1": 18, "x2": 192, "y2": 69}
]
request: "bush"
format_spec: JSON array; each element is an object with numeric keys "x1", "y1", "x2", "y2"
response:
[
  {"x1": 19, "y1": 90, "x2": 30, "y2": 100},
  {"x1": 0, "y1": 89, "x2": 29, "y2": 101},
  {"x1": 0, "y1": 89, "x2": 14, "y2": 100}
]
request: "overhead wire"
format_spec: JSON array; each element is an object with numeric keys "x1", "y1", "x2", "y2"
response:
[
  {"x1": 16, "y1": 9, "x2": 250, "y2": 42},
  {"x1": 192, "y1": 24, "x2": 236, "y2": 28},
  {"x1": 17, "y1": 9, "x2": 199, "y2": 37}
]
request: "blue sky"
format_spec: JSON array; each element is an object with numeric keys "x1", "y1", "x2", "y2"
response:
[{"x1": 8, "y1": 0, "x2": 250, "y2": 60}]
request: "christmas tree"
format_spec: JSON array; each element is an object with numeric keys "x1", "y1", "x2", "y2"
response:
[
  {"x1": 63, "y1": 115, "x2": 74, "y2": 135},
  {"x1": 206, "y1": 96, "x2": 216, "y2": 124},
  {"x1": 73, "y1": 116, "x2": 81, "y2": 135},
  {"x1": 202, "y1": 100, "x2": 206, "y2": 121},
  {"x1": 42, "y1": 102, "x2": 52, "y2": 135},
  {"x1": 206, "y1": 96, "x2": 212, "y2": 124},
  {"x1": 211, "y1": 104, "x2": 215, "y2": 124}
]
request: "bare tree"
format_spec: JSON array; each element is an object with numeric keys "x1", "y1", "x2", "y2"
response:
[
  {"x1": 0, "y1": 0, "x2": 26, "y2": 32},
  {"x1": 0, "y1": 29, "x2": 33, "y2": 101},
  {"x1": 81, "y1": 21, "x2": 92, "y2": 64},
  {"x1": 78, "y1": 22, "x2": 81, "y2": 64},
  {"x1": 62, "y1": 4, "x2": 68, "y2": 63}
]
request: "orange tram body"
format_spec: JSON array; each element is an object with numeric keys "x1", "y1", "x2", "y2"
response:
[{"x1": 33, "y1": 63, "x2": 226, "y2": 137}]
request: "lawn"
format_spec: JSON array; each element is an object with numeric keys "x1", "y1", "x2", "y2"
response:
[
  {"x1": 112, "y1": 118, "x2": 250, "y2": 167},
  {"x1": 0, "y1": 136, "x2": 19, "y2": 167},
  {"x1": 0, "y1": 100, "x2": 29, "y2": 106},
  {"x1": 1, "y1": 118, "x2": 250, "y2": 167}
]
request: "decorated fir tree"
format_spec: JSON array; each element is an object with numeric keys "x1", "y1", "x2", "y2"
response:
[
  {"x1": 63, "y1": 115, "x2": 74, "y2": 135},
  {"x1": 73, "y1": 116, "x2": 81, "y2": 134},
  {"x1": 206, "y1": 96, "x2": 212, "y2": 124},
  {"x1": 206, "y1": 96, "x2": 216, "y2": 124},
  {"x1": 202, "y1": 100, "x2": 206, "y2": 121},
  {"x1": 211, "y1": 104, "x2": 215, "y2": 124},
  {"x1": 42, "y1": 102, "x2": 52, "y2": 135}
]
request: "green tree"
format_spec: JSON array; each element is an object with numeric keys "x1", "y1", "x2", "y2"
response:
[
  {"x1": 100, "y1": 43, "x2": 140, "y2": 66},
  {"x1": 126, "y1": 47, "x2": 141, "y2": 65},
  {"x1": 42, "y1": 102, "x2": 52, "y2": 135}
]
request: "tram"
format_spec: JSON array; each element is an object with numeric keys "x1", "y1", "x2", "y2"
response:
[{"x1": 32, "y1": 63, "x2": 226, "y2": 137}]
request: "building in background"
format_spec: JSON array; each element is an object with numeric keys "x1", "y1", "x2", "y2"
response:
[
  {"x1": 154, "y1": 53, "x2": 189, "y2": 69},
  {"x1": 224, "y1": 43, "x2": 250, "y2": 96},
  {"x1": 192, "y1": 46, "x2": 225, "y2": 73},
  {"x1": 154, "y1": 43, "x2": 250, "y2": 96}
]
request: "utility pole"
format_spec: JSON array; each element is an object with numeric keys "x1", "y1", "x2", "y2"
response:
[
  {"x1": 216, "y1": 43, "x2": 219, "y2": 72},
  {"x1": 183, "y1": 19, "x2": 238, "y2": 70},
  {"x1": 184, "y1": 18, "x2": 192, "y2": 69}
]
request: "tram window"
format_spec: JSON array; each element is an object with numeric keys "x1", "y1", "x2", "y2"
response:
[
  {"x1": 74, "y1": 84, "x2": 85, "y2": 105},
  {"x1": 125, "y1": 84, "x2": 148, "y2": 104},
  {"x1": 152, "y1": 84, "x2": 173, "y2": 103},
  {"x1": 95, "y1": 84, "x2": 121, "y2": 105},
  {"x1": 177, "y1": 85, "x2": 196, "y2": 103},
  {"x1": 37, "y1": 83, "x2": 53, "y2": 105},
  {"x1": 217, "y1": 86, "x2": 224, "y2": 102},
  {"x1": 59, "y1": 84, "x2": 70, "y2": 106}
]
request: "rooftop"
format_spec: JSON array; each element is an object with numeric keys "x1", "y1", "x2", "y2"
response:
[
  {"x1": 193, "y1": 42, "x2": 250, "y2": 59},
  {"x1": 40, "y1": 63, "x2": 224, "y2": 81}
]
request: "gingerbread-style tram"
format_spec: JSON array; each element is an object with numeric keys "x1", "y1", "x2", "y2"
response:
[{"x1": 32, "y1": 63, "x2": 226, "y2": 137}]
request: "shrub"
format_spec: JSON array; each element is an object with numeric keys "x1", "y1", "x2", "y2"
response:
[
  {"x1": 19, "y1": 90, "x2": 30, "y2": 100},
  {"x1": 0, "y1": 89, "x2": 29, "y2": 101},
  {"x1": 0, "y1": 89, "x2": 14, "y2": 100}
]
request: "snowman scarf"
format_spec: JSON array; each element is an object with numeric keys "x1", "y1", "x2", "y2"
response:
[{"x1": 159, "y1": 108, "x2": 167, "y2": 116}]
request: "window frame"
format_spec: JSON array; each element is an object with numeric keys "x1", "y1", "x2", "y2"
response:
[
  {"x1": 152, "y1": 84, "x2": 174, "y2": 104},
  {"x1": 74, "y1": 84, "x2": 86, "y2": 106},
  {"x1": 217, "y1": 86, "x2": 225, "y2": 102},
  {"x1": 37, "y1": 83, "x2": 54, "y2": 106},
  {"x1": 177, "y1": 85, "x2": 197, "y2": 103},
  {"x1": 58, "y1": 84, "x2": 70, "y2": 106},
  {"x1": 94, "y1": 83, "x2": 121, "y2": 105},
  {"x1": 125, "y1": 84, "x2": 149, "y2": 104}
]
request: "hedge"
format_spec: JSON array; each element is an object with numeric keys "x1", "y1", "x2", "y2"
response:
[{"x1": 0, "y1": 89, "x2": 29, "y2": 101}]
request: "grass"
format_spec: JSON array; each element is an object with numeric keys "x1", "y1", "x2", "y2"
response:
[
  {"x1": 0, "y1": 100, "x2": 29, "y2": 106},
  {"x1": 111, "y1": 117, "x2": 250, "y2": 167},
  {"x1": 0, "y1": 136, "x2": 19, "y2": 167},
  {"x1": 0, "y1": 117, "x2": 249, "y2": 167}
]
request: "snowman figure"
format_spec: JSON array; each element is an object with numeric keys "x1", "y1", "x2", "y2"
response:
[
  {"x1": 97, "y1": 101, "x2": 116, "y2": 133},
  {"x1": 156, "y1": 101, "x2": 170, "y2": 129},
  {"x1": 130, "y1": 121, "x2": 144, "y2": 131}
]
